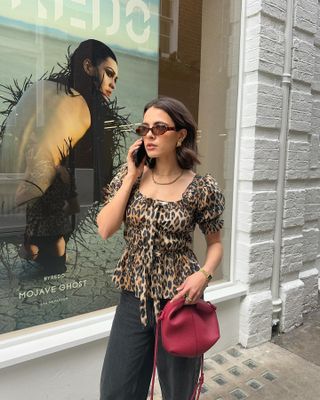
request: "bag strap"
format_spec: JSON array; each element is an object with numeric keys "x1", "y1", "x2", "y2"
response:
[
  {"x1": 190, "y1": 355, "x2": 204, "y2": 400},
  {"x1": 149, "y1": 318, "x2": 205, "y2": 400},
  {"x1": 149, "y1": 318, "x2": 161, "y2": 400}
]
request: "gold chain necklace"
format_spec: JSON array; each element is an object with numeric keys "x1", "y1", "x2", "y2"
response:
[{"x1": 151, "y1": 170, "x2": 184, "y2": 185}]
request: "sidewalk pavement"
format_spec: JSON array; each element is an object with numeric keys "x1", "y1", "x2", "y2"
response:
[{"x1": 152, "y1": 308, "x2": 320, "y2": 400}]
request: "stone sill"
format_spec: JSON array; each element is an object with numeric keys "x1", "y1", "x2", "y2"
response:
[
  {"x1": 205, "y1": 281, "x2": 247, "y2": 304},
  {"x1": 0, "y1": 282, "x2": 247, "y2": 369}
]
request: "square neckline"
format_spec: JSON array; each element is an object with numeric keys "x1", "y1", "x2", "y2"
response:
[{"x1": 137, "y1": 173, "x2": 199, "y2": 204}]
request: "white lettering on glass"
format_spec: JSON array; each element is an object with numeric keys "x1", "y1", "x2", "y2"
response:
[
  {"x1": 38, "y1": 0, "x2": 48, "y2": 19},
  {"x1": 126, "y1": 0, "x2": 150, "y2": 44},
  {"x1": 92, "y1": 0, "x2": 100, "y2": 30},
  {"x1": 55, "y1": 0, "x2": 63, "y2": 21},
  {"x1": 10, "y1": 0, "x2": 152, "y2": 44},
  {"x1": 105, "y1": 0, "x2": 120, "y2": 36},
  {"x1": 11, "y1": 0, "x2": 21, "y2": 8},
  {"x1": 70, "y1": 0, "x2": 86, "y2": 30}
]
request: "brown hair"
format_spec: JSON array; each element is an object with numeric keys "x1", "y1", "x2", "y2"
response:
[{"x1": 143, "y1": 97, "x2": 200, "y2": 169}]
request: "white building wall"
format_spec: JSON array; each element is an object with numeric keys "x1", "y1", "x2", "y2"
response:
[{"x1": 237, "y1": 0, "x2": 320, "y2": 347}]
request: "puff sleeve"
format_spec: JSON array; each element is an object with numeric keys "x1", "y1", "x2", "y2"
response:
[
  {"x1": 102, "y1": 163, "x2": 128, "y2": 205},
  {"x1": 195, "y1": 174, "x2": 225, "y2": 235}
]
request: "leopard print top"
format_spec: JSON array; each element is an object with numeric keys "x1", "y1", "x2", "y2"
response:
[{"x1": 103, "y1": 164, "x2": 225, "y2": 326}]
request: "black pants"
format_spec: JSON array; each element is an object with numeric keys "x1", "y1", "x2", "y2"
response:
[{"x1": 100, "y1": 291, "x2": 201, "y2": 400}]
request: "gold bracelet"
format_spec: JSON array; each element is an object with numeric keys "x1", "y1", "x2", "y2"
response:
[{"x1": 199, "y1": 268, "x2": 213, "y2": 281}]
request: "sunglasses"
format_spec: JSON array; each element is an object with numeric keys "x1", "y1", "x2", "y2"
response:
[{"x1": 135, "y1": 123, "x2": 177, "y2": 136}]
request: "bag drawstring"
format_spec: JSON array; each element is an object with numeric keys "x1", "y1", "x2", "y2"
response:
[
  {"x1": 190, "y1": 356, "x2": 204, "y2": 400},
  {"x1": 149, "y1": 317, "x2": 205, "y2": 400}
]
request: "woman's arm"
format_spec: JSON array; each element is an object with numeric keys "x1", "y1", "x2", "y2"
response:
[
  {"x1": 171, "y1": 230, "x2": 223, "y2": 303},
  {"x1": 97, "y1": 173, "x2": 137, "y2": 239},
  {"x1": 201, "y1": 230, "x2": 223, "y2": 278},
  {"x1": 97, "y1": 139, "x2": 145, "y2": 240}
]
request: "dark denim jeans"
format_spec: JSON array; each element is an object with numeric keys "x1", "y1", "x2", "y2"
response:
[{"x1": 100, "y1": 291, "x2": 201, "y2": 400}]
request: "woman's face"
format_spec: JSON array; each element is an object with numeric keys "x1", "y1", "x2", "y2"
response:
[
  {"x1": 95, "y1": 57, "x2": 118, "y2": 99},
  {"x1": 142, "y1": 106, "x2": 186, "y2": 159}
]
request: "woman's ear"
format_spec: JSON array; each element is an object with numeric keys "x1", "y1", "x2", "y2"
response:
[
  {"x1": 83, "y1": 58, "x2": 95, "y2": 76},
  {"x1": 178, "y1": 129, "x2": 187, "y2": 143}
]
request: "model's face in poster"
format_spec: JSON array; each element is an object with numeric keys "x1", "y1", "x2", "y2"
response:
[
  {"x1": 0, "y1": 0, "x2": 159, "y2": 334},
  {"x1": 94, "y1": 58, "x2": 119, "y2": 98}
]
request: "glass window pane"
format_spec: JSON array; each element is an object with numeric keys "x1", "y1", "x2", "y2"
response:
[
  {"x1": 160, "y1": 35, "x2": 170, "y2": 54},
  {"x1": 160, "y1": 18, "x2": 171, "y2": 36},
  {"x1": 0, "y1": 0, "x2": 241, "y2": 335},
  {"x1": 161, "y1": 0, "x2": 172, "y2": 18}
]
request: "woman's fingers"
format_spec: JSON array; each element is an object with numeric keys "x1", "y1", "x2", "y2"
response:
[
  {"x1": 127, "y1": 139, "x2": 144, "y2": 167},
  {"x1": 176, "y1": 282, "x2": 185, "y2": 291},
  {"x1": 171, "y1": 273, "x2": 206, "y2": 304},
  {"x1": 171, "y1": 286, "x2": 196, "y2": 303},
  {"x1": 126, "y1": 139, "x2": 145, "y2": 177},
  {"x1": 128, "y1": 139, "x2": 143, "y2": 156},
  {"x1": 171, "y1": 288, "x2": 187, "y2": 302}
]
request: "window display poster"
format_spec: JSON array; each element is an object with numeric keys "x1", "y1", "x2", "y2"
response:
[{"x1": 0, "y1": 0, "x2": 159, "y2": 334}]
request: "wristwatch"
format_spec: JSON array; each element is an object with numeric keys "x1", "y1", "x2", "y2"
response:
[{"x1": 199, "y1": 267, "x2": 213, "y2": 282}]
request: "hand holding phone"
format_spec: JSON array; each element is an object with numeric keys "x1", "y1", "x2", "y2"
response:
[{"x1": 133, "y1": 141, "x2": 147, "y2": 167}]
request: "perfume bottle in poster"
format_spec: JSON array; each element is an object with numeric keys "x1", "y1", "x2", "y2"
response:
[{"x1": 0, "y1": 0, "x2": 159, "y2": 334}]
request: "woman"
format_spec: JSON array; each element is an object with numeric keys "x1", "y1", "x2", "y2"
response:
[
  {"x1": 97, "y1": 97, "x2": 225, "y2": 400},
  {"x1": 0, "y1": 39, "x2": 119, "y2": 275},
  {"x1": 1, "y1": 39, "x2": 119, "y2": 205}
]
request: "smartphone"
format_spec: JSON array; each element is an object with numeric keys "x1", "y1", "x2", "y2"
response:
[{"x1": 133, "y1": 141, "x2": 147, "y2": 167}]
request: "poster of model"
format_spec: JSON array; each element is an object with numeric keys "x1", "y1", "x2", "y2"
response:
[{"x1": 0, "y1": 0, "x2": 159, "y2": 334}]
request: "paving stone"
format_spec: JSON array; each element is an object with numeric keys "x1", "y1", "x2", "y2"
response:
[
  {"x1": 230, "y1": 388, "x2": 248, "y2": 399},
  {"x1": 200, "y1": 385, "x2": 209, "y2": 393},
  {"x1": 228, "y1": 366, "x2": 243, "y2": 377},
  {"x1": 242, "y1": 358, "x2": 259, "y2": 369},
  {"x1": 212, "y1": 374, "x2": 228, "y2": 386},
  {"x1": 246, "y1": 378, "x2": 264, "y2": 390},
  {"x1": 261, "y1": 370, "x2": 278, "y2": 382},
  {"x1": 227, "y1": 347, "x2": 243, "y2": 358},
  {"x1": 212, "y1": 354, "x2": 228, "y2": 365}
]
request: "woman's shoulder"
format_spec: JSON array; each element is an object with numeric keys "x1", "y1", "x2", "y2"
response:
[
  {"x1": 35, "y1": 80, "x2": 88, "y2": 105},
  {"x1": 115, "y1": 162, "x2": 128, "y2": 176},
  {"x1": 190, "y1": 173, "x2": 224, "y2": 205},
  {"x1": 43, "y1": 80, "x2": 91, "y2": 128},
  {"x1": 23, "y1": 80, "x2": 87, "y2": 106},
  {"x1": 193, "y1": 173, "x2": 221, "y2": 190},
  {"x1": 107, "y1": 163, "x2": 129, "y2": 185}
]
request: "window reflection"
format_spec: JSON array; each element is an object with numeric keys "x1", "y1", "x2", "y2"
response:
[{"x1": 158, "y1": 0, "x2": 241, "y2": 282}]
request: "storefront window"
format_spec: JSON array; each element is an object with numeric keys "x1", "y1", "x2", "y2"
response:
[{"x1": 0, "y1": 0, "x2": 240, "y2": 335}]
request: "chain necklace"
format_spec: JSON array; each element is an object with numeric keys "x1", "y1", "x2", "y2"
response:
[{"x1": 151, "y1": 169, "x2": 184, "y2": 185}]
